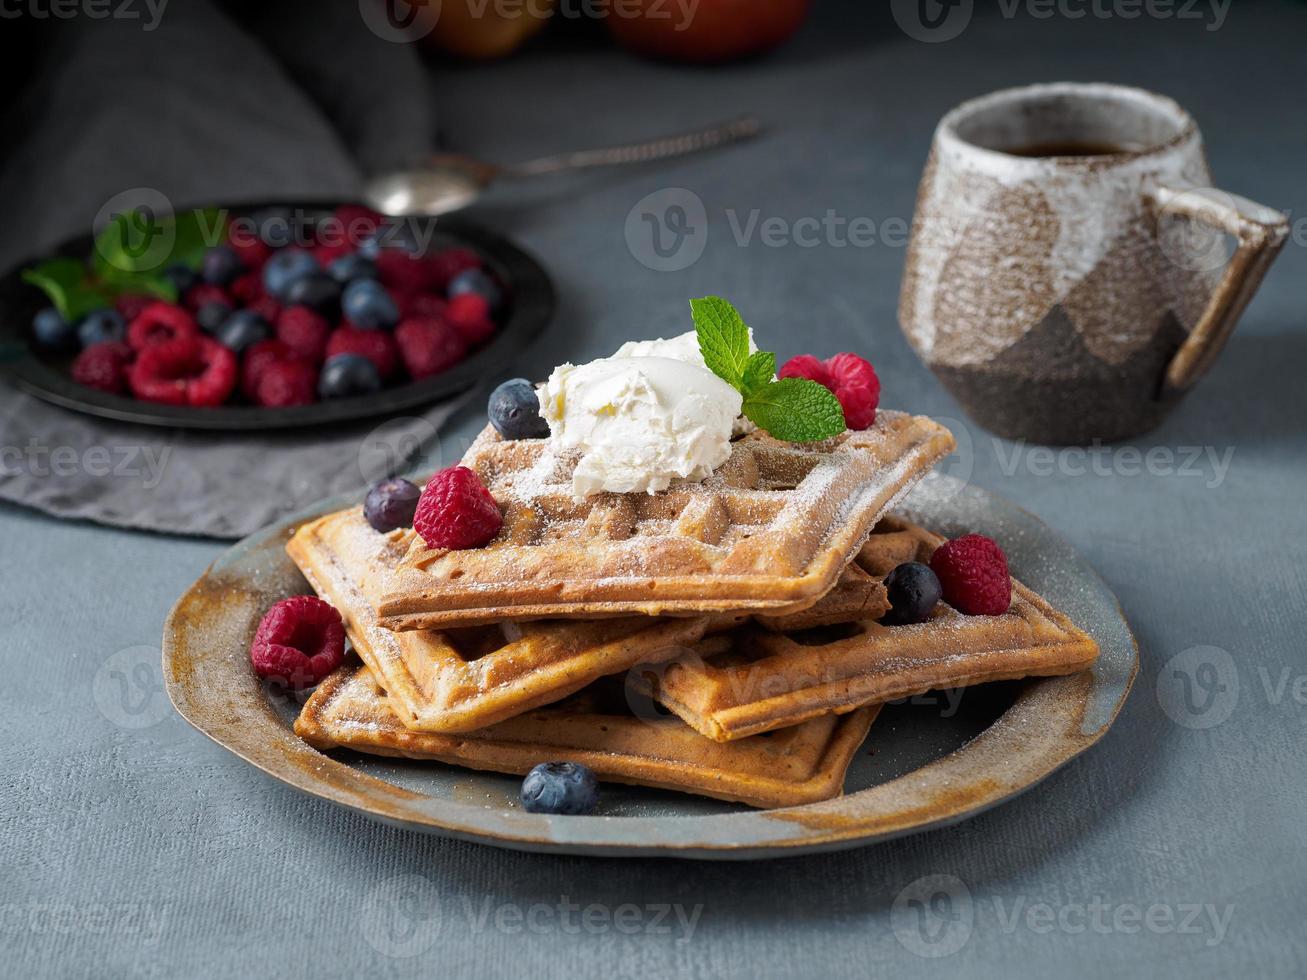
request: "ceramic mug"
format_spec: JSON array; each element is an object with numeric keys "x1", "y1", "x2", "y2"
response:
[{"x1": 899, "y1": 82, "x2": 1289, "y2": 444}]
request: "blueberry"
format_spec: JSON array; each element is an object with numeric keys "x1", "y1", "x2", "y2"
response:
[
  {"x1": 196, "y1": 301, "x2": 234, "y2": 334},
  {"x1": 488, "y1": 378, "x2": 549, "y2": 440},
  {"x1": 363, "y1": 477, "x2": 422, "y2": 533},
  {"x1": 328, "y1": 253, "x2": 378, "y2": 285},
  {"x1": 318, "y1": 353, "x2": 381, "y2": 399},
  {"x1": 31, "y1": 307, "x2": 78, "y2": 354},
  {"x1": 250, "y1": 207, "x2": 295, "y2": 248},
  {"x1": 214, "y1": 310, "x2": 270, "y2": 354},
  {"x1": 341, "y1": 279, "x2": 399, "y2": 330},
  {"x1": 520, "y1": 762, "x2": 599, "y2": 815},
  {"x1": 447, "y1": 268, "x2": 502, "y2": 311},
  {"x1": 285, "y1": 271, "x2": 341, "y2": 316},
  {"x1": 357, "y1": 236, "x2": 382, "y2": 260},
  {"x1": 880, "y1": 562, "x2": 943, "y2": 626},
  {"x1": 76, "y1": 308, "x2": 126, "y2": 347},
  {"x1": 201, "y1": 245, "x2": 244, "y2": 286},
  {"x1": 163, "y1": 263, "x2": 198, "y2": 295},
  {"x1": 262, "y1": 249, "x2": 319, "y2": 301}
]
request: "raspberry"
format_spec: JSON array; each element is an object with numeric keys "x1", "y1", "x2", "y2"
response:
[
  {"x1": 780, "y1": 352, "x2": 880, "y2": 429},
  {"x1": 325, "y1": 325, "x2": 400, "y2": 380},
  {"x1": 114, "y1": 293, "x2": 155, "y2": 321},
  {"x1": 129, "y1": 336, "x2": 237, "y2": 407},
  {"x1": 399, "y1": 291, "x2": 448, "y2": 320},
  {"x1": 249, "y1": 595, "x2": 345, "y2": 688},
  {"x1": 444, "y1": 293, "x2": 494, "y2": 346},
  {"x1": 241, "y1": 339, "x2": 296, "y2": 400},
  {"x1": 276, "y1": 305, "x2": 330, "y2": 363},
  {"x1": 248, "y1": 294, "x2": 282, "y2": 324},
  {"x1": 413, "y1": 466, "x2": 502, "y2": 550},
  {"x1": 428, "y1": 246, "x2": 481, "y2": 290},
  {"x1": 334, "y1": 204, "x2": 383, "y2": 245},
  {"x1": 184, "y1": 283, "x2": 230, "y2": 313},
  {"x1": 312, "y1": 241, "x2": 352, "y2": 269},
  {"x1": 929, "y1": 534, "x2": 1012, "y2": 616},
  {"x1": 778, "y1": 354, "x2": 833, "y2": 389},
  {"x1": 126, "y1": 303, "x2": 200, "y2": 351},
  {"x1": 395, "y1": 316, "x2": 467, "y2": 379},
  {"x1": 71, "y1": 342, "x2": 133, "y2": 394},
  {"x1": 377, "y1": 249, "x2": 436, "y2": 294},
  {"x1": 229, "y1": 271, "x2": 265, "y2": 305},
  {"x1": 226, "y1": 234, "x2": 271, "y2": 272},
  {"x1": 255, "y1": 357, "x2": 317, "y2": 407}
]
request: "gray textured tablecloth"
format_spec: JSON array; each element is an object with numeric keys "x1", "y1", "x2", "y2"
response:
[{"x1": 4, "y1": 2, "x2": 1306, "y2": 978}]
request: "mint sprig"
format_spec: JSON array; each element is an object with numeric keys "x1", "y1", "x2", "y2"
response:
[{"x1": 691, "y1": 296, "x2": 846, "y2": 442}]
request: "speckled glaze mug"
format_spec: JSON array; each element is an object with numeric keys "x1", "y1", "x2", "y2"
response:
[{"x1": 899, "y1": 82, "x2": 1289, "y2": 444}]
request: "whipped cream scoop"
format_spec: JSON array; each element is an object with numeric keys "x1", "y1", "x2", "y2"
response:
[{"x1": 537, "y1": 356, "x2": 742, "y2": 499}]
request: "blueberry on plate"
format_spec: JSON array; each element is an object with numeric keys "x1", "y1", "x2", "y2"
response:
[
  {"x1": 520, "y1": 762, "x2": 599, "y2": 815},
  {"x1": 364, "y1": 477, "x2": 422, "y2": 533},
  {"x1": 31, "y1": 307, "x2": 78, "y2": 355},
  {"x1": 447, "y1": 268, "x2": 502, "y2": 311},
  {"x1": 262, "y1": 249, "x2": 319, "y2": 301},
  {"x1": 201, "y1": 245, "x2": 244, "y2": 286},
  {"x1": 76, "y1": 308, "x2": 126, "y2": 347},
  {"x1": 319, "y1": 353, "x2": 381, "y2": 399},
  {"x1": 341, "y1": 278, "x2": 399, "y2": 330},
  {"x1": 328, "y1": 253, "x2": 378, "y2": 285},
  {"x1": 196, "y1": 301, "x2": 234, "y2": 334},
  {"x1": 880, "y1": 561, "x2": 943, "y2": 626},
  {"x1": 250, "y1": 207, "x2": 295, "y2": 248},
  {"x1": 488, "y1": 378, "x2": 549, "y2": 440},
  {"x1": 214, "y1": 310, "x2": 270, "y2": 354},
  {"x1": 284, "y1": 271, "x2": 341, "y2": 315},
  {"x1": 163, "y1": 263, "x2": 198, "y2": 295}
]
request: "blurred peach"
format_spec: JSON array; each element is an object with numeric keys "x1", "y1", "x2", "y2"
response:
[
  {"x1": 421, "y1": 0, "x2": 555, "y2": 60},
  {"x1": 605, "y1": 0, "x2": 811, "y2": 63}
]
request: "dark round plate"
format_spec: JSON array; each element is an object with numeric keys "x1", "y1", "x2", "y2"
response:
[{"x1": 0, "y1": 201, "x2": 555, "y2": 430}]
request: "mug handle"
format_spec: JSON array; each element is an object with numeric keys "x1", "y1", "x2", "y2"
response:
[{"x1": 1147, "y1": 185, "x2": 1290, "y2": 393}]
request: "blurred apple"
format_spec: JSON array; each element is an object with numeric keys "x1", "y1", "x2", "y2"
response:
[
  {"x1": 605, "y1": 0, "x2": 811, "y2": 63},
  {"x1": 421, "y1": 0, "x2": 555, "y2": 60}
]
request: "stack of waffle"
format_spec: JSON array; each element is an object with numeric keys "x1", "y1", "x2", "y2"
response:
[{"x1": 292, "y1": 411, "x2": 1098, "y2": 809}]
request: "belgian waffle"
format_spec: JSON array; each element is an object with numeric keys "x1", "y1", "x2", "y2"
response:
[
  {"x1": 634, "y1": 517, "x2": 1101, "y2": 741},
  {"x1": 294, "y1": 663, "x2": 881, "y2": 810},
  {"x1": 287, "y1": 507, "x2": 727, "y2": 733},
  {"x1": 377, "y1": 411, "x2": 956, "y2": 631}
]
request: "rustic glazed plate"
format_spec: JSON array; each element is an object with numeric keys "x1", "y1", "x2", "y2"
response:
[{"x1": 163, "y1": 473, "x2": 1137, "y2": 859}]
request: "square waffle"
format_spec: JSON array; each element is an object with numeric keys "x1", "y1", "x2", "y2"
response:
[
  {"x1": 377, "y1": 410, "x2": 956, "y2": 631},
  {"x1": 287, "y1": 506, "x2": 729, "y2": 733},
  {"x1": 633, "y1": 516, "x2": 1100, "y2": 741},
  {"x1": 294, "y1": 663, "x2": 881, "y2": 809}
]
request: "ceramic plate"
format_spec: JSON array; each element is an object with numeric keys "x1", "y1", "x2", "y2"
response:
[
  {"x1": 0, "y1": 204, "x2": 554, "y2": 430},
  {"x1": 163, "y1": 473, "x2": 1137, "y2": 859}
]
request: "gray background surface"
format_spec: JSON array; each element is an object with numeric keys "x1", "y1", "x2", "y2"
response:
[{"x1": 4, "y1": 2, "x2": 1306, "y2": 977}]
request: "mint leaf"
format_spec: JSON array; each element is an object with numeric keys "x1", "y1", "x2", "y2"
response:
[
  {"x1": 21, "y1": 259, "x2": 112, "y2": 321},
  {"x1": 94, "y1": 206, "x2": 226, "y2": 281},
  {"x1": 742, "y1": 378, "x2": 846, "y2": 442},
  {"x1": 691, "y1": 296, "x2": 751, "y2": 389},
  {"x1": 741, "y1": 350, "x2": 776, "y2": 393}
]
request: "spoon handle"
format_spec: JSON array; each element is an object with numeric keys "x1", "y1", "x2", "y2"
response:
[{"x1": 501, "y1": 115, "x2": 760, "y2": 178}]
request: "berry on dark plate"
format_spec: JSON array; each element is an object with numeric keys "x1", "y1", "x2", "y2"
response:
[
  {"x1": 880, "y1": 561, "x2": 943, "y2": 626},
  {"x1": 487, "y1": 378, "x2": 549, "y2": 439},
  {"x1": 71, "y1": 342, "x2": 133, "y2": 395},
  {"x1": 196, "y1": 301, "x2": 233, "y2": 334},
  {"x1": 276, "y1": 306, "x2": 331, "y2": 363},
  {"x1": 255, "y1": 357, "x2": 317, "y2": 407},
  {"x1": 128, "y1": 336, "x2": 237, "y2": 407},
  {"x1": 445, "y1": 293, "x2": 495, "y2": 346},
  {"x1": 163, "y1": 263, "x2": 198, "y2": 295},
  {"x1": 284, "y1": 271, "x2": 341, "y2": 316},
  {"x1": 318, "y1": 352, "x2": 381, "y2": 399},
  {"x1": 328, "y1": 252, "x2": 378, "y2": 285},
  {"x1": 201, "y1": 245, "x2": 244, "y2": 286},
  {"x1": 395, "y1": 316, "x2": 466, "y2": 379},
  {"x1": 262, "y1": 249, "x2": 319, "y2": 301},
  {"x1": 341, "y1": 278, "x2": 399, "y2": 330},
  {"x1": 325, "y1": 325, "x2": 399, "y2": 380},
  {"x1": 126, "y1": 303, "x2": 200, "y2": 351},
  {"x1": 364, "y1": 477, "x2": 422, "y2": 533},
  {"x1": 447, "y1": 268, "x2": 502, "y2": 310},
  {"x1": 76, "y1": 308, "x2": 126, "y2": 348},
  {"x1": 520, "y1": 762, "x2": 599, "y2": 815},
  {"x1": 214, "y1": 309, "x2": 270, "y2": 354},
  {"x1": 32, "y1": 307, "x2": 78, "y2": 354}
]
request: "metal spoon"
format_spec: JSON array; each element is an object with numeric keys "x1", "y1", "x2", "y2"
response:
[{"x1": 363, "y1": 115, "x2": 760, "y2": 217}]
